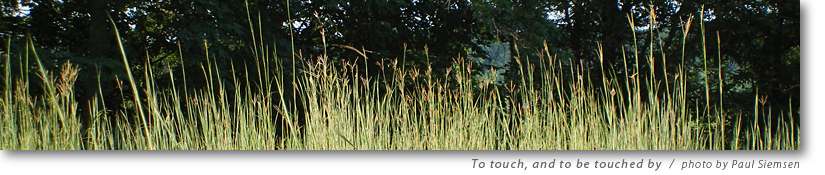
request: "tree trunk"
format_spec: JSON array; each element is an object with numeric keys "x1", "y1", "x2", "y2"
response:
[
  {"x1": 87, "y1": 0, "x2": 113, "y2": 58},
  {"x1": 601, "y1": 0, "x2": 626, "y2": 65}
]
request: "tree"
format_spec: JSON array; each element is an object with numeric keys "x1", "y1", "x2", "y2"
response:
[{"x1": 2, "y1": 0, "x2": 799, "y2": 114}]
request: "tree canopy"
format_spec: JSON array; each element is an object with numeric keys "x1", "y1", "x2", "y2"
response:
[{"x1": 1, "y1": 0, "x2": 799, "y2": 112}]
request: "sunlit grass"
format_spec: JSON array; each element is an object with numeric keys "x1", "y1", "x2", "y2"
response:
[{"x1": 0, "y1": 6, "x2": 798, "y2": 150}]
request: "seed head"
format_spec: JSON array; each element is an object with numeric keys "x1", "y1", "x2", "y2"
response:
[{"x1": 57, "y1": 63, "x2": 80, "y2": 96}]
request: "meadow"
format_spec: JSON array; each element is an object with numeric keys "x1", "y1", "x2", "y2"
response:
[{"x1": 0, "y1": 7, "x2": 798, "y2": 150}]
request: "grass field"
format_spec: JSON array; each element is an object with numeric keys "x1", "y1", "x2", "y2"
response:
[{"x1": 0, "y1": 8, "x2": 798, "y2": 150}]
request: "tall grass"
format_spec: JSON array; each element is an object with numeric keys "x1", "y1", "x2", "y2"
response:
[{"x1": 0, "y1": 6, "x2": 798, "y2": 150}]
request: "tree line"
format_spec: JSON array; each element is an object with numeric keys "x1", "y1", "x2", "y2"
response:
[{"x1": 1, "y1": 0, "x2": 799, "y2": 114}]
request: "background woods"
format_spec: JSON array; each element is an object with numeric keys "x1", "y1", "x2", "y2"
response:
[{"x1": 1, "y1": 0, "x2": 799, "y2": 118}]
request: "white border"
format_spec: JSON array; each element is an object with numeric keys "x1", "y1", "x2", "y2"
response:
[{"x1": 2, "y1": 1, "x2": 821, "y2": 174}]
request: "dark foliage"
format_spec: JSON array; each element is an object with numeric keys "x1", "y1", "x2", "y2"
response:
[{"x1": 1, "y1": 0, "x2": 800, "y2": 116}]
